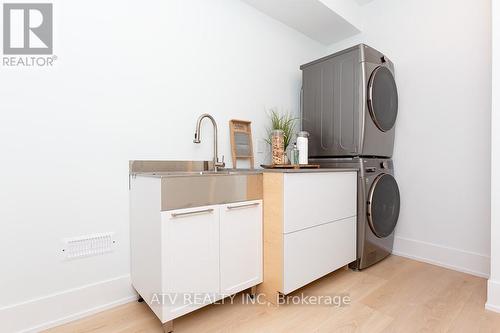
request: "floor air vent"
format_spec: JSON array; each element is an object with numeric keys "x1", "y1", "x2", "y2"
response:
[{"x1": 62, "y1": 233, "x2": 115, "y2": 259}]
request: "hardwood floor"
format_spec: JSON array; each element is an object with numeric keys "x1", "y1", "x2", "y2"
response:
[{"x1": 45, "y1": 256, "x2": 500, "y2": 333}]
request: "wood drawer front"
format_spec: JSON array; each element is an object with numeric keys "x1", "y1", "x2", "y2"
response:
[
  {"x1": 283, "y1": 216, "x2": 356, "y2": 294},
  {"x1": 283, "y1": 172, "x2": 356, "y2": 234}
]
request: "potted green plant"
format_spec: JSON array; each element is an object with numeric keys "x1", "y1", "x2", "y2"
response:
[{"x1": 265, "y1": 108, "x2": 298, "y2": 164}]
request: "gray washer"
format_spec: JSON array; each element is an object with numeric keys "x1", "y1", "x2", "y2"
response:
[
  {"x1": 311, "y1": 157, "x2": 400, "y2": 270},
  {"x1": 301, "y1": 44, "x2": 398, "y2": 158}
]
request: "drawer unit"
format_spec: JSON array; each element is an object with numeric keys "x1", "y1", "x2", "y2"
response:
[{"x1": 258, "y1": 171, "x2": 357, "y2": 304}]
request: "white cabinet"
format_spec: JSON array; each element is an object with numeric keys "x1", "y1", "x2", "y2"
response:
[
  {"x1": 162, "y1": 205, "x2": 220, "y2": 317},
  {"x1": 160, "y1": 201, "x2": 262, "y2": 321},
  {"x1": 130, "y1": 175, "x2": 263, "y2": 328},
  {"x1": 282, "y1": 172, "x2": 357, "y2": 293},
  {"x1": 259, "y1": 171, "x2": 357, "y2": 303},
  {"x1": 220, "y1": 200, "x2": 263, "y2": 294}
]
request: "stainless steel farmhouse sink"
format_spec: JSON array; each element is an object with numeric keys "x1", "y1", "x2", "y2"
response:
[
  {"x1": 129, "y1": 160, "x2": 263, "y2": 210},
  {"x1": 129, "y1": 160, "x2": 258, "y2": 176},
  {"x1": 130, "y1": 160, "x2": 215, "y2": 174}
]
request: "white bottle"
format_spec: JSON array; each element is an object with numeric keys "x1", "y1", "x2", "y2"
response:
[{"x1": 297, "y1": 131, "x2": 309, "y2": 165}]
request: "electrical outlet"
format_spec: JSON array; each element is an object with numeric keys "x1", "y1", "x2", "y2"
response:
[{"x1": 61, "y1": 233, "x2": 116, "y2": 260}]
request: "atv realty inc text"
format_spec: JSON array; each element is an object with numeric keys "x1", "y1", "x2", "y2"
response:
[{"x1": 2, "y1": 3, "x2": 57, "y2": 67}]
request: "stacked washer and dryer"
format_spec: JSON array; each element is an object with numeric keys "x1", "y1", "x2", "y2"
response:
[{"x1": 300, "y1": 44, "x2": 401, "y2": 270}]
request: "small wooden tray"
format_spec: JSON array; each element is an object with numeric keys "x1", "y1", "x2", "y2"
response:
[{"x1": 260, "y1": 164, "x2": 320, "y2": 169}]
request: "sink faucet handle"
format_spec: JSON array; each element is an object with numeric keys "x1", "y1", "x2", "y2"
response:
[{"x1": 216, "y1": 155, "x2": 225, "y2": 168}]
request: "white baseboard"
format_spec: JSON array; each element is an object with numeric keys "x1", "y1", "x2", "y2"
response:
[
  {"x1": 0, "y1": 275, "x2": 138, "y2": 333},
  {"x1": 485, "y1": 302, "x2": 500, "y2": 313},
  {"x1": 486, "y1": 279, "x2": 500, "y2": 313},
  {"x1": 392, "y1": 236, "x2": 490, "y2": 278}
]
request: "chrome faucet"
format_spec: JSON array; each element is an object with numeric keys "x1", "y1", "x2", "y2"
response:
[{"x1": 193, "y1": 113, "x2": 225, "y2": 171}]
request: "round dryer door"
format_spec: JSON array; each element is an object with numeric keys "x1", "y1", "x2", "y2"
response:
[
  {"x1": 367, "y1": 173, "x2": 400, "y2": 238},
  {"x1": 368, "y1": 66, "x2": 398, "y2": 132}
]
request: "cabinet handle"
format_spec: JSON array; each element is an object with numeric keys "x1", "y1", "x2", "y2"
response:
[
  {"x1": 171, "y1": 208, "x2": 214, "y2": 218},
  {"x1": 227, "y1": 202, "x2": 260, "y2": 210}
]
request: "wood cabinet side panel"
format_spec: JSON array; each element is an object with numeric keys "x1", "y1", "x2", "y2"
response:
[{"x1": 258, "y1": 173, "x2": 284, "y2": 304}]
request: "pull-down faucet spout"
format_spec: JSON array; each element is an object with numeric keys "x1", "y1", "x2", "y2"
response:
[{"x1": 193, "y1": 113, "x2": 225, "y2": 171}]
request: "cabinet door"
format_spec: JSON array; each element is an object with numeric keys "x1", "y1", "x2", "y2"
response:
[
  {"x1": 220, "y1": 200, "x2": 263, "y2": 295},
  {"x1": 162, "y1": 205, "x2": 220, "y2": 318}
]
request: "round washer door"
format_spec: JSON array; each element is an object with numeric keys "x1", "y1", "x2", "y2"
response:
[
  {"x1": 367, "y1": 173, "x2": 400, "y2": 238},
  {"x1": 368, "y1": 66, "x2": 398, "y2": 132}
]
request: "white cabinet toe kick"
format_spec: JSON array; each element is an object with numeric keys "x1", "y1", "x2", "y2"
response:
[{"x1": 130, "y1": 173, "x2": 263, "y2": 331}]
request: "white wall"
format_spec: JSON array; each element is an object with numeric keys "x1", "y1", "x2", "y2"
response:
[
  {"x1": 319, "y1": 0, "x2": 365, "y2": 30},
  {"x1": 0, "y1": 1, "x2": 325, "y2": 331},
  {"x1": 328, "y1": 0, "x2": 492, "y2": 277},
  {"x1": 487, "y1": 0, "x2": 500, "y2": 313}
]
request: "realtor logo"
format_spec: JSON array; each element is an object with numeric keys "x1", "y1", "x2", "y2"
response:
[{"x1": 3, "y1": 3, "x2": 53, "y2": 55}]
